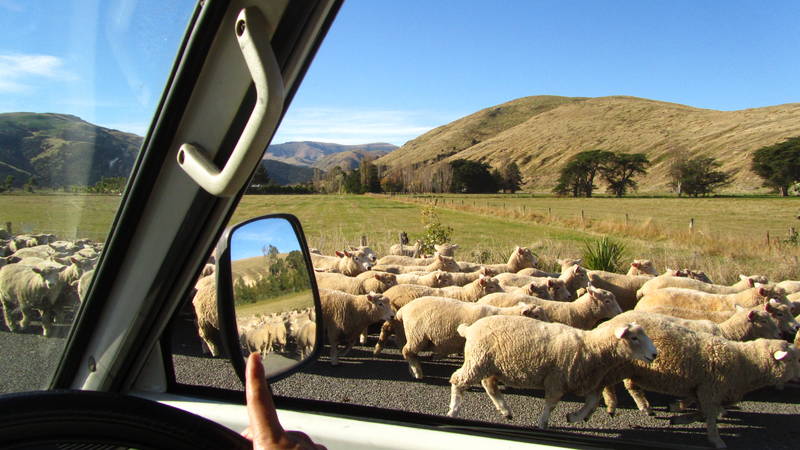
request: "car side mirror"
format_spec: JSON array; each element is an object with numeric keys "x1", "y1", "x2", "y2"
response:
[{"x1": 216, "y1": 214, "x2": 322, "y2": 383}]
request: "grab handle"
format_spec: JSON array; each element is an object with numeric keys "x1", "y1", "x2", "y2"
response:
[{"x1": 177, "y1": 7, "x2": 284, "y2": 197}]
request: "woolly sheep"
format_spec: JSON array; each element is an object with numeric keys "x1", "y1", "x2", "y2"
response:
[
  {"x1": 517, "y1": 258, "x2": 582, "y2": 278},
  {"x1": 457, "y1": 246, "x2": 537, "y2": 274},
  {"x1": 598, "y1": 315, "x2": 800, "y2": 449},
  {"x1": 372, "y1": 254, "x2": 461, "y2": 274},
  {"x1": 447, "y1": 316, "x2": 656, "y2": 429},
  {"x1": 643, "y1": 301, "x2": 798, "y2": 335},
  {"x1": 635, "y1": 285, "x2": 786, "y2": 313},
  {"x1": 495, "y1": 265, "x2": 587, "y2": 300},
  {"x1": 776, "y1": 279, "x2": 800, "y2": 294},
  {"x1": 389, "y1": 240, "x2": 422, "y2": 257},
  {"x1": 447, "y1": 267, "x2": 497, "y2": 286},
  {"x1": 637, "y1": 273, "x2": 768, "y2": 299},
  {"x1": 479, "y1": 285, "x2": 623, "y2": 329},
  {"x1": 311, "y1": 250, "x2": 372, "y2": 276},
  {"x1": 393, "y1": 270, "x2": 453, "y2": 287},
  {"x1": 0, "y1": 263, "x2": 68, "y2": 337},
  {"x1": 319, "y1": 289, "x2": 394, "y2": 365},
  {"x1": 76, "y1": 269, "x2": 94, "y2": 302},
  {"x1": 586, "y1": 270, "x2": 663, "y2": 311},
  {"x1": 433, "y1": 243, "x2": 459, "y2": 256},
  {"x1": 192, "y1": 275, "x2": 223, "y2": 356},
  {"x1": 626, "y1": 259, "x2": 658, "y2": 276},
  {"x1": 296, "y1": 320, "x2": 316, "y2": 358},
  {"x1": 315, "y1": 271, "x2": 397, "y2": 294},
  {"x1": 396, "y1": 296, "x2": 547, "y2": 378}
]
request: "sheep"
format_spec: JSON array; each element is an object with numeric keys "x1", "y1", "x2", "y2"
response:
[
  {"x1": 389, "y1": 240, "x2": 422, "y2": 257},
  {"x1": 0, "y1": 262, "x2": 68, "y2": 337},
  {"x1": 376, "y1": 254, "x2": 433, "y2": 266},
  {"x1": 586, "y1": 271, "x2": 659, "y2": 311},
  {"x1": 200, "y1": 263, "x2": 215, "y2": 277},
  {"x1": 76, "y1": 269, "x2": 94, "y2": 302},
  {"x1": 393, "y1": 270, "x2": 453, "y2": 287},
  {"x1": 315, "y1": 271, "x2": 397, "y2": 294},
  {"x1": 447, "y1": 267, "x2": 497, "y2": 286},
  {"x1": 192, "y1": 274, "x2": 222, "y2": 356},
  {"x1": 372, "y1": 254, "x2": 461, "y2": 274},
  {"x1": 457, "y1": 246, "x2": 537, "y2": 274},
  {"x1": 478, "y1": 285, "x2": 623, "y2": 329},
  {"x1": 504, "y1": 278, "x2": 570, "y2": 301},
  {"x1": 776, "y1": 279, "x2": 800, "y2": 294},
  {"x1": 597, "y1": 315, "x2": 800, "y2": 449},
  {"x1": 635, "y1": 285, "x2": 786, "y2": 313},
  {"x1": 373, "y1": 277, "x2": 504, "y2": 354},
  {"x1": 447, "y1": 316, "x2": 657, "y2": 430},
  {"x1": 626, "y1": 259, "x2": 658, "y2": 276},
  {"x1": 310, "y1": 250, "x2": 372, "y2": 276},
  {"x1": 319, "y1": 289, "x2": 394, "y2": 365},
  {"x1": 517, "y1": 258, "x2": 582, "y2": 278},
  {"x1": 396, "y1": 296, "x2": 547, "y2": 378},
  {"x1": 637, "y1": 273, "x2": 768, "y2": 299},
  {"x1": 347, "y1": 245, "x2": 378, "y2": 264},
  {"x1": 434, "y1": 243, "x2": 459, "y2": 256},
  {"x1": 240, "y1": 318, "x2": 288, "y2": 355},
  {"x1": 495, "y1": 264, "x2": 587, "y2": 300},
  {"x1": 296, "y1": 320, "x2": 316, "y2": 358}
]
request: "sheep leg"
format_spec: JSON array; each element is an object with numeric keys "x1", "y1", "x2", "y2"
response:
[
  {"x1": 623, "y1": 378, "x2": 653, "y2": 415},
  {"x1": 1, "y1": 298, "x2": 20, "y2": 332},
  {"x1": 373, "y1": 320, "x2": 393, "y2": 355},
  {"x1": 327, "y1": 330, "x2": 340, "y2": 366},
  {"x1": 447, "y1": 381, "x2": 467, "y2": 417},
  {"x1": 197, "y1": 323, "x2": 220, "y2": 357},
  {"x1": 340, "y1": 338, "x2": 356, "y2": 357},
  {"x1": 602, "y1": 385, "x2": 618, "y2": 416},
  {"x1": 668, "y1": 398, "x2": 693, "y2": 412},
  {"x1": 39, "y1": 309, "x2": 53, "y2": 337},
  {"x1": 19, "y1": 304, "x2": 34, "y2": 331},
  {"x1": 481, "y1": 376, "x2": 512, "y2": 420},
  {"x1": 567, "y1": 391, "x2": 601, "y2": 423},
  {"x1": 538, "y1": 388, "x2": 564, "y2": 430},
  {"x1": 359, "y1": 326, "x2": 368, "y2": 345},
  {"x1": 402, "y1": 345, "x2": 425, "y2": 379}
]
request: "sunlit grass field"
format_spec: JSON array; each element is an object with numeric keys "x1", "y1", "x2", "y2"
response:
[{"x1": 2, "y1": 193, "x2": 799, "y2": 283}]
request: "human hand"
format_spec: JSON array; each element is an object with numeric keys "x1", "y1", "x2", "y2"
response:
[{"x1": 242, "y1": 352, "x2": 326, "y2": 450}]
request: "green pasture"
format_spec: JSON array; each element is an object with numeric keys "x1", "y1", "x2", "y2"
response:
[
  {"x1": 2, "y1": 193, "x2": 799, "y2": 282},
  {"x1": 236, "y1": 290, "x2": 314, "y2": 317}
]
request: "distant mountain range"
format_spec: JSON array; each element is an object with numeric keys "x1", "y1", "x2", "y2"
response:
[
  {"x1": 265, "y1": 141, "x2": 396, "y2": 169},
  {"x1": 376, "y1": 95, "x2": 800, "y2": 192},
  {"x1": 0, "y1": 112, "x2": 141, "y2": 188}
]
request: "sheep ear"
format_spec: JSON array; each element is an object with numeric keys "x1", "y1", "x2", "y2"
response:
[
  {"x1": 452, "y1": 244, "x2": 459, "y2": 249},
  {"x1": 774, "y1": 350, "x2": 789, "y2": 361},
  {"x1": 758, "y1": 287, "x2": 767, "y2": 297},
  {"x1": 747, "y1": 278, "x2": 755, "y2": 287},
  {"x1": 335, "y1": 250, "x2": 344, "y2": 257},
  {"x1": 631, "y1": 262, "x2": 640, "y2": 268},
  {"x1": 614, "y1": 325, "x2": 629, "y2": 339},
  {"x1": 349, "y1": 246, "x2": 358, "y2": 251},
  {"x1": 479, "y1": 278, "x2": 487, "y2": 286},
  {"x1": 31, "y1": 267, "x2": 44, "y2": 275},
  {"x1": 747, "y1": 310, "x2": 757, "y2": 321},
  {"x1": 547, "y1": 279, "x2": 555, "y2": 287}
]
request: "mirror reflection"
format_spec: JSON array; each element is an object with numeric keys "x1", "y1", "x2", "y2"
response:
[{"x1": 230, "y1": 217, "x2": 316, "y2": 376}]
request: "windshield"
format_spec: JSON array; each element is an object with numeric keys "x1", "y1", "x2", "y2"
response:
[
  {"x1": 0, "y1": 0, "x2": 195, "y2": 393},
  {"x1": 159, "y1": 1, "x2": 800, "y2": 448}
]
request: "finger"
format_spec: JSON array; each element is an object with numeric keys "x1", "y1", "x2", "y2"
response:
[
  {"x1": 286, "y1": 431, "x2": 326, "y2": 450},
  {"x1": 246, "y1": 352, "x2": 285, "y2": 443},
  {"x1": 241, "y1": 427, "x2": 252, "y2": 440}
]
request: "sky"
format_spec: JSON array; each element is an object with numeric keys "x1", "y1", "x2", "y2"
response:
[
  {"x1": 230, "y1": 217, "x2": 301, "y2": 261},
  {"x1": 1, "y1": 1, "x2": 799, "y2": 146}
]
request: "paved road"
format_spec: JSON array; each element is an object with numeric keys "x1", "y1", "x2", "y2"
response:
[{"x1": 4, "y1": 320, "x2": 800, "y2": 450}]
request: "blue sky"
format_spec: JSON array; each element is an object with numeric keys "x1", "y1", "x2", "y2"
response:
[
  {"x1": 231, "y1": 217, "x2": 301, "y2": 261},
  {"x1": 2, "y1": 1, "x2": 799, "y2": 146}
]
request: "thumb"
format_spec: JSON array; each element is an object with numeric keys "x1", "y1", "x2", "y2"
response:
[{"x1": 246, "y1": 352, "x2": 285, "y2": 444}]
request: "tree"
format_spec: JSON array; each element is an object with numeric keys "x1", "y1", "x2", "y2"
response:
[
  {"x1": 553, "y1": 150, "x2": 614, "y2": 197},
  {"x1": 600, "y1": 153, "x2": 649, "y2": 197},
  {"x1": 496, "y1": 162, "x2": 522, "y2": 193},
  {"x1": 359, "y1": 158, "x2": 381, "y2": 193},
  {"x1": 670, "y1": 156, "x2": 735, "y2": 197},
  {"x1": 449, "y1": 159, "x2": 498, "y2": 193},
  {"x1": 751, "y1": 137, "x2": 800, "y2": 196},
  {"x1": 4, "y1": 175, "x2": 13, "y2": 191}
]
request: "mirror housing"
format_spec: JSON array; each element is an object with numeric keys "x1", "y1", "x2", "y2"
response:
[{"x1": 215, "y1": 213, "x2": 322, "y2": 384}]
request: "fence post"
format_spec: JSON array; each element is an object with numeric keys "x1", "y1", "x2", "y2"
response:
[
  {"x1": 689, "y1": 218, "x2": 694, "y2": 232},
  {"x1": 360, "y1": 235, "x2": 368, "y2": 246},
  {"x1": 766, "y1": 231, "x2": 770, "y2": 248},
  {"x1": 581, "y1": 210, "x2": 585, "y2": 223},
  {"x1": 4, "y1": 222, "x2": 10, "y2": 234},
  {"x1": 625, "y1": 213, "x2": 629, "y2": 226},
  {"x1": 548, "y1": 207, "x2": 551, "y2": 217}
]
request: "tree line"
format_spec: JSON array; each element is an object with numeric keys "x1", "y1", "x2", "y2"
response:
[{"x1": 244, "y1": 136, "x2": 800, "y2": 197}]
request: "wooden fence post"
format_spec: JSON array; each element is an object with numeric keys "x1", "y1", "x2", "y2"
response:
[
  {"x1": 360, "y1": 235, "x2": 368, "y2": 246},
  {"x1": 4, "y1": 222, "x2": 10, "y2": 234},
  {"x1": 581, "y1": 210, "x2": 585, "y2": 223},
  {"x1": 689, "y1": 218, "x2": 694, "y2": 232},
  {"x1": 766, "y1": 231, "x2": 770, "y2": 248},
  {"x1": 625, "y1": 213, "x2": 629, "y2": 226}
]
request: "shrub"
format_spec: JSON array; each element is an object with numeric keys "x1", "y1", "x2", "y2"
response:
[
  {"x1": 582, "y1": 237, "x2": 626, "y2": 272},
  {"x1": 419, "y1": 205, "x2": 453, "y2": 254}
]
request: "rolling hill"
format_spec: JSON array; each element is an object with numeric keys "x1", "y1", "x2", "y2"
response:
[
  {"x1": 261, "y1": 159, "x2": 316, "y2": 186},
  {"x1": 0, "y1": 112, "x2": 142, "y2": 188},
  {"x1": 264, "y1": 141, "x2": 396, "y2": 168},
  {"x1": 375, "y1": 96, "x2": 800, "y2": 192}
]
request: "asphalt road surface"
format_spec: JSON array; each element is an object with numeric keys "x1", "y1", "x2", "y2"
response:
[{"x1": 4, "y1": 319, "x2": 800, "y2": 450}]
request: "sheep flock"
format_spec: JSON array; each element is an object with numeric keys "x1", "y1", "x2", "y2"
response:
[
  {"x1": 0, "y1": 230, "x2": 101, "y2": 337},
  {"x1": 277, "y1": 242, "x2": 800, "y2": 449}
]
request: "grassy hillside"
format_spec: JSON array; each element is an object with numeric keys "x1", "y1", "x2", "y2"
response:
[
  {"x1": 312, "y1": 149, "x2": 392, "y2": 171},
  {"x1": 265, "y1": 141, "x2": 397, "y2": 167},
  {"x1": 0, "y1": 113, "x2": 141, "y2": 188},
  {"x1": 262, "y1": 160, "x2": 316, "y2": 186},
  {"x1": 375, "y1": 96, "x2": 800, "y2": 192}
]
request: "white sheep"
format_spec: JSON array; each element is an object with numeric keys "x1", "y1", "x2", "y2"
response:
[
  {"x1": 192, "y1": 275, "x2": 222, "y2": 356},
  {"x1": 776, "y1": 279, "x2": 800, "y2": 294},
  {"x1": 372, "y1": 254, "x2": 461, "y2": 274},
  {"x1": 447, "y1": 267, "x2": 497, "y2": 286},
  {"x1": 517, "y1": 258, "x2": 582, "y2": 278},
  {"x1": 0, "y1": 262, "x2": 68, "y2": 337},
  {"x1": 626, "y1": 259, "x2": 658, "y2": 276},
  {"x1": 637, "y1": 273, "x2": 768, "y2": 299},
  {"x1": 495, "y1": 264, "x2": 587, "y2": 300},
  {"x1": 586, "y1": 270, "x2": 666, "y2": 311},
  {"x1": 315, "y1": 271, "x2": 396, "y2": 294},
  {"x1": 457, "y1": 246, "x2": 537, "y2": 274},
  {"x1": 396, "y1": 296, "x2": 547, "y2": 378},
  {"x1": 447, "y1": 316, "x2": 657, "y2": 429},
  {"x1": 393, "y1": 270, "x2": 454, "y2": 287},
  {"x1": 319, "y1": 288, "x2": 394, "y2": 365},
  {"x1": 296, "y1": 320, "x2": 316, "y2": 358},
  {"x1": 642, "y1": 301, "x2": 799, "y2": 335},
  {"x1": 597, "y1": 315, "x2": 800, "y2": 449},
  {"x1": 388, "y1": 240, "x2": 422, "y2": 257},
  {"x1": 478, "y1": 284, "x2": 623, "y2": 329},
  {"x1": 635, "y1": 285, "x2": 786, "y2": 313},
  {"x1": 311, "y1": 250, "x2": 372, "y2": 276},
  {"x1": 433, "y1": 243, "x2": 459, "y2": 256}
]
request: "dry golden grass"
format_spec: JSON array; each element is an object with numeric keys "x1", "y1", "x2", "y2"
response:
[{"x1": 376, "y1": 95, "x2": 800, "y2": 192}]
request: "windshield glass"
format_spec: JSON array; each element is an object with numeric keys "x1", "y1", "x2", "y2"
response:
[
  {"x1": 172, "y1": 1, "x2": 800, "y2": 449},
  {"x1": 0, "y1": 0, "x2": 195, "y2": 393}
]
